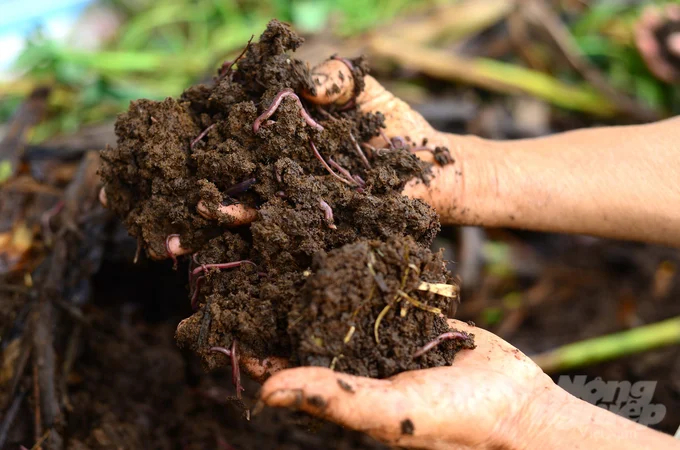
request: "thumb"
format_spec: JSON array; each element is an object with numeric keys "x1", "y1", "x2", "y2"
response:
[
  {"x1": 259, "y1": 367, "x2": 432, "y2": 446},
  {"x1": 303, "y1": 59, "x2": 448, "y2": 148}
]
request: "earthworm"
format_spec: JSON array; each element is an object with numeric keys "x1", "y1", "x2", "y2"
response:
[
  {"x1": 210, "y1": 340, "x2": 244, "y2": 399},
  {"x1": 224, "y1": 178, "x2": 256, "y2": 197},
  {"x1": 413, "y1": 331, "x2": 469, "y2": 358},
  {"x1": 190, "y1": 260, "x2": 256, "y2": 297},
  {"x1": 319, "y1": 199, "x2": 337, "y2": 229},
  {"x1": 166, "y1": 234, "x2": 180, "y2": 269},
  {"x1": 190, "y1": 275, "x2": 205, "y2": 310},
  {"x1": 191, "y1": 123, "x2": 215, "y2": 149},
  {"x1": 309, "y1": 139, "x2": 355, "y2": 186},
  {"x1": 328, "y1": 157, "x2": 361, "y2": 187},
  {"x1": 391, "y1": 136, "x2": 407, "y2": 149},
  {"x1": 191, "y1": 260, "x2": 256, "y2": 278},
  {"x1": 361, "y1": 143, "x2": 376, "y2": 159},
  {"x1": 253, "y1": 89, "x2": 324, "y2": 134},
  {"x1": 378, "y1": 129, "x2": 392, "y2": 148},
  {"x1": 349, "y1": 133, "x2": 371, "y2": 169}
]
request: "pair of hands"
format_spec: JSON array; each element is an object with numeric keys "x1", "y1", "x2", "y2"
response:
[
  {"x1": 117, "y1": 59, "x2": 574, "y2": 449},
  {"x1": 102, "y1": 48, "x2": 680, "y2": 447},
  {"x1": 101, "y1": 58, "x2": 555, "y2": 447}
]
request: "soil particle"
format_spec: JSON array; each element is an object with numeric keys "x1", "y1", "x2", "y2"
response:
[
  {"x1": 100, "y1": 19, "x2": 470, "y2": 379},
  {"x1": 400, "y1": 419, "x2": 414, "y2": 435},
  {"x1": 337, "y1": 378, "x2": 354, "y2": 393}
]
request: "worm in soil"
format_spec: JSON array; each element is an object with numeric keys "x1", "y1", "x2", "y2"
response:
[
  {"x1": 210, "y1": 340, "x2": 244, "y2": 399},
  {"x1": 349, "y1": 133, "x2": 371, "y2": 168},
  {"x1": 166, "y1": 234, "x2": 180, "y2": 269},
  {"x1": 318, "y1": 199, "x2": 337, "y2": 229},
  {"x1": 253, "y1": 89, "x2": 324, "y2": 133},
  {"x1": 413, "y1": 331, "x2": 469, "y2": 358},
  {"x1": 190, "y1": 123, "x2": 215, "y2": 149},
  {"x1": 309, "y1": 139, "x2": 355, "y2": 186}
]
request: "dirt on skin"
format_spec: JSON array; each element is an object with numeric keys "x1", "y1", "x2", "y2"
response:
[{"x1": 99, "y1": 19, "x2": 471, "y2": 380}]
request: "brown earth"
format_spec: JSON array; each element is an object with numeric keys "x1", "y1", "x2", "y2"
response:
[{"x1": 99, "y1": 19, "x2": 468, "y2": 385}]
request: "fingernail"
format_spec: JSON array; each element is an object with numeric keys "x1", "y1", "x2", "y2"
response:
[{"x1": 263, "y1": 389, "x2": 303, "y2": 409}]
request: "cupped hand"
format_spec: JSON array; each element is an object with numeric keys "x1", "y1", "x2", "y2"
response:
[{"x1": 259, "y1": 319, "x2": 561, "y2": 450}]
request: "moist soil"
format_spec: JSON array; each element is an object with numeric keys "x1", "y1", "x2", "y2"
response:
[{"x1": 99, "y1": 19, "x2": 472, "y2": 381}]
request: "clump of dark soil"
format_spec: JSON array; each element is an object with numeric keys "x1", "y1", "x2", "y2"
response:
[
  {"x1": 99, "y1": 19, "x2": 471, "y2": 383},
  {"x1": 290, "y1": 235, "x2": 475, "y2": 377}
]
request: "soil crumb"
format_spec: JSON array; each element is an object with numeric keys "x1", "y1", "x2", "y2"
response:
[{"x1": 100, "y1": 19, "x2": 470, "y2": 383}]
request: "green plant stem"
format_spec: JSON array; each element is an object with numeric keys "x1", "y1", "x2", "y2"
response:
[{"x1": 532, "y1": 316, "x2": 680, "y2": 373}]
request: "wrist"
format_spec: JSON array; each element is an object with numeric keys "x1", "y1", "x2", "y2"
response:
[{"x1": 408, "y1": 131, "x2": 511, "y2": 228}]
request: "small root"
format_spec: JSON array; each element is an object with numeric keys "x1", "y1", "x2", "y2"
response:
[
  {"x1": 397, "y1": 290, "x2": 442, "y2": 315},
  {"x1": 219, "y1": 35, "x2": 254, "y2": 78},
  {"x1": 413, "y1": 331, "x2": 469, "y2": 359},
  {"x1": 374, "y1": 303, "x2": 392, "y2": 344},
  {"x1": 343, "y1": 326, "x2": 356, "y2": 344}
]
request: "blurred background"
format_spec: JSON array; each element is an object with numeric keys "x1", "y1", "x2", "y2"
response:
[{"x1": 1, "y1": 0, "x2": 680, "y2": 448}]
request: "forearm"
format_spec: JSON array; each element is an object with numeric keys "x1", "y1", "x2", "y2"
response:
[
  {"x1": 526, "y1": 388, "x2": 680, "y2": 450},
  {"x1": 420, "y1": 118, "x2": 680, "y2": 247}
]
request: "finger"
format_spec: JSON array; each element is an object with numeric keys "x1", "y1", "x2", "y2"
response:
[
  {"x1": 197, "y1": 200, "x2": 258, "y2": 226},
  {"x1": 261, "y1": 367, "x2": 414, "y2": 444},
  {"x1": 303, "y1": 59, "x2": 356, "y2": 106}
]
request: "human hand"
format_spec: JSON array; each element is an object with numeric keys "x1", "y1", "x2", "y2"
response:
[{"x1": 258, "y1": 319, "x2": 560, "y2": 450}]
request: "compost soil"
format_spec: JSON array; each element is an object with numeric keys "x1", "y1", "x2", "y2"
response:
[{"x1": 99, "y1": 19, "x2": 471, "y2": 381}]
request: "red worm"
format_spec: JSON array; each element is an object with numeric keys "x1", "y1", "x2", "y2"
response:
[
  {"x1": 166, "y1": 234, "x2": 180, "y2": 269},
  {"x1": 191, "y1": 124, "x2": 215, "y2": 149},
  {"x1": 318, "y1": 199, "x2": 337, "y2": 229},
  {"x1": 253, "y1": 89, "x2": 324, "y2": 133},
  {"x1": 413, "y1": 331, "x2": 469, "y2": 358},
  {"x1": 309, "y1": 139, "x2": 355, "y2": 186},
  {"x1": 210, "y1": 341, "x2": 244, "y2": 399}
]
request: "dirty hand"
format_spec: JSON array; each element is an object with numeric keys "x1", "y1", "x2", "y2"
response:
[
  {"x1": 260, "y1": 319, "x2": 680, "y2": 450},
  {"x1": 260, "y1": 319, "x2": 553, "y2": 449},
  {"x1": 307, "y1": 59, "x2": 680, "y2": 248}
]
